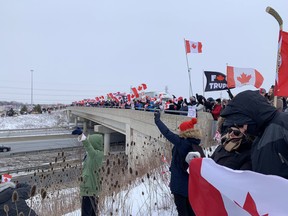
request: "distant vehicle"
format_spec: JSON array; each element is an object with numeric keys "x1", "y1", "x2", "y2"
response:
[{"x1": 0, "y1": 145, "x2": 11, "y2": 152}]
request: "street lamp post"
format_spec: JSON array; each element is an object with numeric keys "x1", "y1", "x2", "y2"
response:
[{"x1": 31, "y1": 69, "x2": 34, "y2": 105}]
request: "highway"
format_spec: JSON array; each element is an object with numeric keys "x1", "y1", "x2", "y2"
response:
[
  {"x1": 0, "y1": 127, "x2": 72, "y2": 138},
  {"x1": 0, "y1": 130, "x2": 85, "y2": 189},
  {"x1": 0, "y1": 136, "x2": 80, "y2": 154}
]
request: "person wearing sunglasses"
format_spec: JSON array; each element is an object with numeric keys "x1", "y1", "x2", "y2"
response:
[
  {"x1": 210, "y1": 124, "x2": 254, "y2": 170},
  {"x1": 220, "y1": 90, "x2": 288, "y2": 179}
]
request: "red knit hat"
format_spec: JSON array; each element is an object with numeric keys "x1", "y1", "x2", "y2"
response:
[{"x1": 179, "y1": 118, "x2": 197, "y2": 132}]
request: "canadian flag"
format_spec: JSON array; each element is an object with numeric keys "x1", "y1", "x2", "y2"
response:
[
  {"x1": 137, "y1": 83, "x2": 147, "y2": 91},
  {"x1": 274, "y1": 30, "x2": 288, "y2": 96},
  {"x1": 2, "y1": 174, "x2": 12, "y2": 183},
  {"x1": 126, "y1": 94, "x2": 131, "y2": 102},
  {"x1": 226, "y1": 66, "x2": 264, "y2": 89},
  {"x1": 131, "y1": 87, "x2": 139, "y2": 98},
  {"x1": 185, "y1": 40, "x2": 202, "y2": 53},
  {"x1": 189, "y1": 158, "x2": 288, "y2": 216}
]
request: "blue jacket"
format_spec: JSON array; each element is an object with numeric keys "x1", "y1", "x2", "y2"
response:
[{"x1": 155, "y1": 118, "x2": 201, "y2": 197}]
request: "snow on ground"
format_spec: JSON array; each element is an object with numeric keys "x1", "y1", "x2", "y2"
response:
[
  {"x1": 1, "y1": 111, "x2": 177, "y2": 215},
  {"x1": 0, "y1": 110, "x2": 69, "y2": 129},
  {"x1": 63, "y1": 171, "x2": 177, "y2": 216}
]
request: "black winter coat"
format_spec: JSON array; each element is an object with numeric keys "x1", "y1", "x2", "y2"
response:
[
  {"x1": 221, "y1": 90, "x2": 288, "y2": 179},
  {"x1": 211, "y1": 145, "x2": 252, "y2": 170},
  {"x1": 155, "y1": 117, "x2": 201, "y2": 197},
  {"x1": 0, "y1": 183, "x2": 37, "y2": 216}
]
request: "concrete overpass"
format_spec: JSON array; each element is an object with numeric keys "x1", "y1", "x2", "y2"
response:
[{"x1": 67, "y1": 107, "x2": 215, "y2": 163}]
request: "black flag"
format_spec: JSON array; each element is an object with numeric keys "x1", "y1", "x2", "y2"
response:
[{"x1": 204, "y1": 71, "x2": 229, "y2": 92}]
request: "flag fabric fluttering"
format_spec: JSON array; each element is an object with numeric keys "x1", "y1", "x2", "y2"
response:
[
  {"x1": 204, "y1": 71, "x2": 228, "y2": 92},
  {"x1": 226, "y1": 66, "x2": 264, "y2": 89},
  {"x1": 138, "y1": 83, "x2": 147, "y2": 91},
  {"x1": 274, "y1": 30, "x2": 288, "y2": 96},
  {"x1": 131, "y1": 83, "x2": 147, "y2": 99},
  {"x1": 185, "y1": 40, "x2": 202, "y2": 53},
  {"x1": 188, "y1": 158, "x2": 288, "y2": 216},
  {"x1": 131, "y1": 87, "x2": 139, "y2": 98},
  {"x1": 1, "y1": 174, "x2": 12, "y2": 183}
]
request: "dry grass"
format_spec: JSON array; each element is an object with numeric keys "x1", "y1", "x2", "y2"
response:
[{"x1": 8, "y1": 133, "x2": 178, "y2": 215}]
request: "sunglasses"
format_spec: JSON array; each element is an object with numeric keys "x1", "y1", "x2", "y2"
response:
[{"x1": 227, "y1": 128, "x2": 242, "y2": 136}]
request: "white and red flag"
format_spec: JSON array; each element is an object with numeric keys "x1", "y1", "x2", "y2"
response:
[
  {"x1": 189, "y1": 158, "x2": 288, "y2": 216},
  {"x1": 226, "y1": 66, "x2": 264, "y2": 89},
  {"x1": 126, "y1": 94, "x2": 131, "y2": 102},
  {"x1": 275, "y1": 30, "x2": 288, "y2": 96},
  {"x1": 131, "y1": 87, "x2": 139, "y2": 98},
  {"x1": 185, "y1": 40, "x2": 202, "y2": 53},
  {"x1": 1, "y1": 174, "x2": 12, "y2": 183},
  {"x1": 138, "y1": 83, "x2": 147, "y2": 91}
]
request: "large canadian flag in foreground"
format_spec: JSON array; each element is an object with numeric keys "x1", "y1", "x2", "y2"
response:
[
  {"x1": 227, "y1": 66, "x2": 264, "y2": 89},
  {"x1": 189, "y1": 158, "x2": 288, "y2": 216}
]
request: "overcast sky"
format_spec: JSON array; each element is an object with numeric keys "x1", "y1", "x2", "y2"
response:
[{"x1": 1, "y1": 0, "x2": 287, "y2": 104}]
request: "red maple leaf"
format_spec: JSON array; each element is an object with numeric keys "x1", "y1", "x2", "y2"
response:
[
  {"x1": 216, "y1": 75, "x2": 225, "y2": 81},
  {"x1": 191, "y1": 43, "x2": 196, "y2": 49},
  {"x1": 237, "y1": 73, "x2": 252, "y2": 84},
  {"x1": 138, "y1": 86, "x2": 142, "y2": 91},
  {"x1": 234, "y1": 192, "x2": 269, "y2": 216}
]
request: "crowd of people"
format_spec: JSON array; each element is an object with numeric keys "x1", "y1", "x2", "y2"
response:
[{"x1": 1, "y1": 86, "x2": 288, "y2": 215}]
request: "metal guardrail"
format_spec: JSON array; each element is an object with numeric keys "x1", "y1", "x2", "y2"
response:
[
  {"x1": 0, "y1": 127, "x2": 72, "y2": 139},
  {"x1": 0, "y1": 158, "x2": 82, "y2": 176},
  {"x1": 1, "y1": 146, "x2": 84, "y2": 158}
]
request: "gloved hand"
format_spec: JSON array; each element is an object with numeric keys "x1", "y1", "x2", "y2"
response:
[
  {"x1": 154, "y1": 110, "x2": 161, "y2": 121},
  {"x1": 72, "y1": 127, "x2": 83, "y2": 135},
  {"x1": 185, "y1": 151, "x2": 201, "y2": 164}
]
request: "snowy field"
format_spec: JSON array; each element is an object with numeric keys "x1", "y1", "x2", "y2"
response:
[{"x1": 0, "y1": 111, "x2": 69, "y2": 130}]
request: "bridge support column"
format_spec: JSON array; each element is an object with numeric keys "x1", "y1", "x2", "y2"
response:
[
  {"x1": 125, "y1": 124, "x2": 131, "y2": 155},
  {"x1": 83, "y1": 121, "x2": 87, "y2": 133},
  {"x1": 103, "y1": 133, "x2": 111, "y2": 155},
  {"x1": 94, "y1": 125, "x2": 115, "y2": 156}
]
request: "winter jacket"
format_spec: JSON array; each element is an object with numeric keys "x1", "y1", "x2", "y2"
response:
[
  {"x1": 211, "y1": 144, "x2": 252, "y2": 170},
  {"x1": 221, "y1": 90, "x2": 288, "y2": 179},
  {"x1": 0, "y1": 182, "x2": 37, "y2": 216},
  {"x1": 80, "y1": 134, "x2": 104, "y2": 197},
  {"x1": 154, "y1": 117, "x2": 202, "y2": 197},
  {"x1": 211, "y1": 104, "x2": 222, "y2": 120}
]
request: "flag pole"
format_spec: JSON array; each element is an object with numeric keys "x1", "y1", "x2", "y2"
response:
[
  {"x1": 202, "y1": 69, "x2": 205, "y2": 97},
  {"x1": 184, "y1": 38, "x2": 193, "y2": 98},
  {"x1": 266, "y1": 6, "x2": 283, "y2": 108}
]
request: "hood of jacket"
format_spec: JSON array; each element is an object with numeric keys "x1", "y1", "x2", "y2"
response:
[
  {"x1": 220, "y1": 90, "x2": 277, "y2": 130},
  {"x1": 0, "y1": 182, "x2": 16, "y2": 204},
  {"x1": 87, "y1": 134, "x2": 104, "y2": 151}
]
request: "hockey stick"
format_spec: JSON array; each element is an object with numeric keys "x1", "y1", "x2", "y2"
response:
[
  {"x1": 266, "y1": 6, "x2": 283, "y2": 108},
  {"x1": 266, "y1": 7, "x2": 283, "y2": 28}
]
